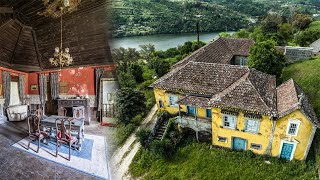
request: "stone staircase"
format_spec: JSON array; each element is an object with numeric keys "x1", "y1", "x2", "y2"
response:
[{"x1": 154, "y1": 119, "x2": 169, "y2": 140}]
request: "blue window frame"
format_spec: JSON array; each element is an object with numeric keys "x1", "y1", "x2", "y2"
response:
[
  {"x1": 187, "y1": 106, "x2": 196, "y2": 116},
  {"x1": 206, "y1": 109, "x2": 212, "y2": 118}
]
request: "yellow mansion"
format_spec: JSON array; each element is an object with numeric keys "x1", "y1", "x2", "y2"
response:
[{"x1": 150, "y1": 38, "x2": 319, "y2": 161}]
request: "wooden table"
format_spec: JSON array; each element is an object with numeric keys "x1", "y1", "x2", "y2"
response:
[{"x1": 41, "y1": 115, "x2": 85, "y2": 151}]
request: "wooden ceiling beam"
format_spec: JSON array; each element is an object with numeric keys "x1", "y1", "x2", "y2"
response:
[{"x1": 0, "y1": 7, "x2": 13, "y2": 14}]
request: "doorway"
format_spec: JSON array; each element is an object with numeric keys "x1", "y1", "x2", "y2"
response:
[
  {"x1": 232, "y1": 137, "x2": 247, "y2": 151},
  {"x1": 280, "y1": 141, "x2": 296, "y2": 160}
]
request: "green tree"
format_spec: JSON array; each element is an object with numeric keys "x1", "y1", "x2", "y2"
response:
[
  {"x1": 136, "y1": 128, "x2": 151, "y2": 148},
  {"x1": 294, "y1": 29, "x2": 320, "y2": 47},
  {"x1": 118, "y1": 71, "x2": 137, "y2": 88},
  {"x1": 139, "y1": 44, "x2": 155, "y2": 61},
  {"x1": 278, "y1": 23, "x2": 294, "y2": 42},
  {"x1": 129, "y1": 63, "x2": 144, "y2": 83},
  {"x1": 234, "y1": 29, "x2": 250, "y2": 38},
  {"x1": 149, "y1": 57, "x2": 171, "y2": 77},
  {"x1": 247, "y1": 40, "x2": 285, "y2": 78},
  {"x1": 116, "y1": 88, "x2": 146, "y2": 125},
  {"x1": 219, "y1": 32, "x2": 232, "y2": 38},
  {"x1": 249, "y1": 27, "x2": 266, "y2": 42},
  {"x1": 292, "y1": 13, "x2": 313, "y2": 31},
  {"x1": 260, "y1": 14, "x2": 283, "y2": 34}
]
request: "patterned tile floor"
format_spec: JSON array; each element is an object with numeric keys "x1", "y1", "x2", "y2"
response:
[{"x1": 0, "y1": 118, "x2": 117, "y2": 180}]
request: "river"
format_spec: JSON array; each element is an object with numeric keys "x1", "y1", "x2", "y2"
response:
[{"x1": 109, "y1": 32, "x2": 234, "y2": 51}]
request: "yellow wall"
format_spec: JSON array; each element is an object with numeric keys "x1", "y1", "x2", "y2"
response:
[
  {"x1": 211, "y1": 108, "x2": 273, "y2": 154},
  {"x1": 271, "y1": 110, "x2": 315, "y2": 160},
  {"x1": 153, "y1": 88, "x2": 316, "y2": 160},
  {"x1": 154, "y1": 89, "x2": 210, "y2": 119}
]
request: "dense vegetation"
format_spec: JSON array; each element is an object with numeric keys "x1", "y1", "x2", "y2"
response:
[
  {"x1": 281, "y1": 57, "x2": 320, "y2": 178},
  {"x1": 110, "y1": 0, "x2": 320, "y2": 38},
  {"x1": 130, "y1": 143, "x2": 317, "y2": 179},
  {"x1": 111, "y1": 0, "x2": 267, "y2": 37},
  {"x1": 113, "y1": 41, "x2": 206, "y2": 145}
]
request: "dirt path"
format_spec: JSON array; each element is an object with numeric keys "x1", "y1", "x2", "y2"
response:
[{"x1": 110, "y1": 105, "x2": 158, "y2": 180}]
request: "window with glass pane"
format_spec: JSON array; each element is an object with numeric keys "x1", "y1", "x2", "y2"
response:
[
  {"x1": 288, "y1": 123, "x2": 298, "y2": 135},
  {"x1": 245, "y1": 119, "x2": 259, "y2": 133},
  {"x1": 206, "y1": 109, "x2": 212, "y2": 118},
  {"x1": 223, "y1": 115, "x2": 236, "y2": 129},
  {"x1": 187, "y1": 106, "x2": 196, "y2": 116},
  {"x1": 169, "y1": 95, "x2": 178, "y2": 106}
]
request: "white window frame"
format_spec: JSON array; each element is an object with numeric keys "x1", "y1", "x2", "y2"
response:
[
  {"x1": 168, "y1": 95, "x2": 179, "y2": 107},
  {"x1": 222, "y1": 114, "x2": 237, "y2": 129},
  {"x1": 250, "y1": 143, "x2": 262, "y2": 150},
  {"x1": 279, "y1": 139, "x2": 298, "y2": 161},
  {"x1": 244, "y1": 118, "x2": 260, "y2": 134},
  {"x1": 286, "y1": 119, "x2": 301, "y2": 136}
]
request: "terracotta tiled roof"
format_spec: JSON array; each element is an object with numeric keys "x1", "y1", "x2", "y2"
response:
[
  {"x1": 173, "y1": 37, "x2": 255, "y2": 68},
  {"x1": 310, "y1": 38, "x2": 320, "y2": 53},
  {"x1": 277, "y1": 79, "x2": 319, "y2": 126},
  {"x1": 150, "y1": 61, "x2": 277, "y2": 115},
  {"x1": 177, "y1": 95, "x2": 211, "y2": 108},
  {"x1": 150, "y1": 62, "x2": 249, "y2": 96}
]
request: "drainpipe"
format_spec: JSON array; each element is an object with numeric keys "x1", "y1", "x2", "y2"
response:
[
  {"x1": 195, "y1": 107, "x2": 199, "y2": 142},
  {"x1": 266, "y1": 120, "x2": 276, "y2": 156}
]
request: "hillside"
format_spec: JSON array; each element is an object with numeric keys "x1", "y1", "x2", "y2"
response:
[
  {"x1": 281, "y1": 57, "x2": 320, "y2": 118},
  {"x1": 110, "y1": 0, "x2": 320, "y2": 38},
  {"x1": 110, "y1": 0, "x2": 270, "y2": 37}
]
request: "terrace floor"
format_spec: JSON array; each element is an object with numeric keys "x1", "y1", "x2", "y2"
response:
[{"x1": 0, "y1": 118, "x2": 116, "y2": 179}]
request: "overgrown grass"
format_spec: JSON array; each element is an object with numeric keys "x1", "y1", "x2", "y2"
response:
[
  {"x1": 130, "y1": 143, "x2": 317, "y2": 179},
  {"x1": 309, "y1": 21, "x2": 320, "y2": 30},
  {"x1": 281, "y1": 56, "x2": 320, "y2": 177},
  {"x1": 281, "y1": 57, "x2": 320, "y2": 117}
]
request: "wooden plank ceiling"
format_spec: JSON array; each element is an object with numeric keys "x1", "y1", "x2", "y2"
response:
[{"x1": 0, "y1": 0, "x2": 112, "y2": 72}]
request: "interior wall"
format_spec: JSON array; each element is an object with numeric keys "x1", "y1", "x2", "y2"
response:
[{"x1": 27, "y1": 65, "x2": 115, "y2": 96}]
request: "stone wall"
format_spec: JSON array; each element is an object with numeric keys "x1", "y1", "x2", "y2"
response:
[{"x1": 284, "y1": 46, "x2": 314, "y2": 64}]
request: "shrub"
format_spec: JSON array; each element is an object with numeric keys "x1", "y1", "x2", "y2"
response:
[
  {"x1": 116, "y1": 123, "x2": 136, "y2": 146},
  {"x1": 116, "y1": 88, "x2": 146, "y2": 125},
  {"x1": 136, "y1": 128, "x2": 151, "y2": 148},
  {"x1": 150, "y1": 139, "x2": 174, "y2": 159},
  {"x1": 132, "y1": 114, "x2": 144, "y2": 126}
]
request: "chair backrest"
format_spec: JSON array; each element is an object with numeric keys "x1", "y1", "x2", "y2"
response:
[
  {"x1": 28, "y1": 115, "x2": 40, "y2": 134},
  {"x1": 73, "y1": 106, "x2": 84, "y2": 119},
  {"x1": 58, "y1": 107, "x2": 67, "y2": 117},
  {"x1": 35, "y1": 108, "x2": 43, "y2": 120},
  {"x1": 55, "y1": 118, "x2": 72, "y2": 140}
]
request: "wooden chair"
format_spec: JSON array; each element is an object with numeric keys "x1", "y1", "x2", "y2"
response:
[
  {"x1": 73, "y1": 106, "x2": 84, "y2": 119},
  {"x1": 58, "y1": 107, "x2": 67, "y2": 117},
  {"x1": 27, "y1": 115, "x2": 49, "y2": 153},
  {"x1": 55, "y1": 118, "x2": 78, "y2": 161}
]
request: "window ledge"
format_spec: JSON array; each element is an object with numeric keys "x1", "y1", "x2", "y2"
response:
[
  {"x1": 243, "y1": 130, "x2": 260, "y2": 135},
  {"x1": 221, "y1": 126, "x2": 236, "y2": 130}
]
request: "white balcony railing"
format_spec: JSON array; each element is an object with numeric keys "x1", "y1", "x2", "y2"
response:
[{"x1": 176, "y1": 115, "x2": 212, "y2": 132}]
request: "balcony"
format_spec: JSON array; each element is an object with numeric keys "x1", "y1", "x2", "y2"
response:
[{"x1": 176, "y1": 115, "x2": 212, "y2": 133}]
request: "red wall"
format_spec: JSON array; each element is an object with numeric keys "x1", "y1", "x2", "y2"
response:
[{"x1": 27, "y1": 65, "x2": 115, "y2": 96}]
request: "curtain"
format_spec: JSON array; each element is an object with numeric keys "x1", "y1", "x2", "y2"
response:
[
  {"x1": 39, "y1": 74, "x2": 47, "y2": 114},
  {"x1": 50, "y1": 72, "x2": 59, "y2": 100},
  {"x1": 95, "y1": 68, "x2": 104, "y2": 118},
  {"x1": 18, "y1": 74, "x2": 26, "y2": 104},
  {"x1": 2, "y1": 71, "x2": 11, "y2": 108}
]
